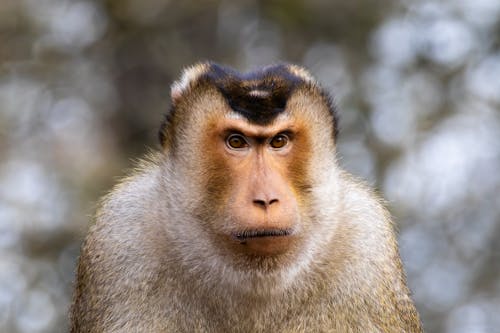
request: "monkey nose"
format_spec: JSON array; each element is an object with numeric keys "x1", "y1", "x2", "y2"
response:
[{"x1": 253, "y1": 198, "x2": 279, "y2": 209}]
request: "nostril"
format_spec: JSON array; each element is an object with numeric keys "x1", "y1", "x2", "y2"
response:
[
  {"x1": 269, "y1": 198, "x2": 279, "y2": 205},
  {"x1": 253, "y1": 199, "x2": 267, "y2": 208}
]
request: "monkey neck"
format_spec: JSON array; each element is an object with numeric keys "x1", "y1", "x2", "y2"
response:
[{"x1": 158, "y1": 219, "x2": 349, "y2": 311}]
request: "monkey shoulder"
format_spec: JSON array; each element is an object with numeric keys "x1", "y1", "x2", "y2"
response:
[
  {"x1": 336, "y1": 172, "x2": 394, "y2": 239},
  {"x1": 72, "y1": 160, "x2": 175, "y2": 331},
  {"x1": 324, "y1": 172, "x2": 423, "y2": 332},
  {"x1": 85, "y1": 160, "x2": 168, "y2": 278}
]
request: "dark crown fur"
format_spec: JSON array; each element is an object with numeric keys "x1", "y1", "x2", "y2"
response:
[{"x1": 159, "y1": 62, "x2": 338, "y2": 147}]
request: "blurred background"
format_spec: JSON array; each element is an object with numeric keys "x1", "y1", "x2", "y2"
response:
[{"x1": 0, "y1": 0, "x2": 499, "y2": 332}]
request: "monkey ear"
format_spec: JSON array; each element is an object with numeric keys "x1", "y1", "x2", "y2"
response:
[
  {"x1": 170, "y1": 62, "x2": 211, "y2": 105},
  {"x1": 158, "y1": 112, "x2": 171, "y2": 149}
]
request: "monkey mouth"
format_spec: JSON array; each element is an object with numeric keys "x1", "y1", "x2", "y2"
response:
[{"x1": 231, "y1": 228, "x2": 292, "y2": 241}]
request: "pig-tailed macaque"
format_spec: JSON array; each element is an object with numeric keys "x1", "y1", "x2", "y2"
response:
[{"x1": 71, "y1": 62, "x2": 423, "y2": 332}]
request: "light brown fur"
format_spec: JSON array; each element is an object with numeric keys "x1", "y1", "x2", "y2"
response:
[{"x1": 71, "y1": 63, "x2": 423, "y2": 333}]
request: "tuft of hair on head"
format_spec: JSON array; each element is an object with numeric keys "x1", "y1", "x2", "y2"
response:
[
  {"x1": 170, "y1": 62, "x2": 212, "y2": 105},
  {"x1": 285, "y1": 64, "x2": 317, "y2": 85}
]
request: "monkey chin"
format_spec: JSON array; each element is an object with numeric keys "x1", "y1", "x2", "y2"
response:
[{"x1": 228, "y1": 228, "x2": 295, "y2": 256}]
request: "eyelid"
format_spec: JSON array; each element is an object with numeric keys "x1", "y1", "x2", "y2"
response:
[
  {"x1": 226, "y1": 133, "x2": 247, "y2": 142},
  {"x1": 271, "y1": 131, "x2": 293, "y2": 142},
  {"x1": 274, "y1": 133, "x2": 289, "y2": 139},
  {"x1": 277, "y1": 130, "x2": 294, "y2": 140}
]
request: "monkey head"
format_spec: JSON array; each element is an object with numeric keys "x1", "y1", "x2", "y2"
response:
[{"x1": 159, "y1": 62, "x2": 339, "y2": 267}]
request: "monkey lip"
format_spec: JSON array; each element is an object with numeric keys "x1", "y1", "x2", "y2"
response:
[
  {"x1": 228, "y1": 228, "x2": 295, "y2": 256},
  {"x1": 231, "y1": 228, "x2": 293, "y2": 241}
]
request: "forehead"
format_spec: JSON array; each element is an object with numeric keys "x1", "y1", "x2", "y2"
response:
[
  {"x1": 200, "y1": 64, "x2": 306, "y2": 125},
  {"x1": 196, "y1": 81, "x2": 335, "y2": 141},
  {"x1": 220, "y1": 111, "x2": 293, "y2": 136}
]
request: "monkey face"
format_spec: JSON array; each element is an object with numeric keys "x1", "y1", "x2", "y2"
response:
[
  {"x1": 162, "y1": 62, "x2": 338, "y2": 261},
  {"x1": 200, "y1": 114, "x2": 310, "y2": 257}
]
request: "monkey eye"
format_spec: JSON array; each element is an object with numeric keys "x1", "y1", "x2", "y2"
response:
[
  {"x1": 226, "y1": 134, "x2": 248, "y2": 149},
  {"x1": 269, "y1": 134, "x2": 289, "y2": 149}
]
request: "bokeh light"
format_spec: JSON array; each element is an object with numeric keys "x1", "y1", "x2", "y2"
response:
[{"x1": 1, "y1": 0, "x2": 499, "y2": 332}]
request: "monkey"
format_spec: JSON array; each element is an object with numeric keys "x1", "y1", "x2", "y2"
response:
[{"x1": 70, "y1": 62, "x2": 423, "y2": 333}]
